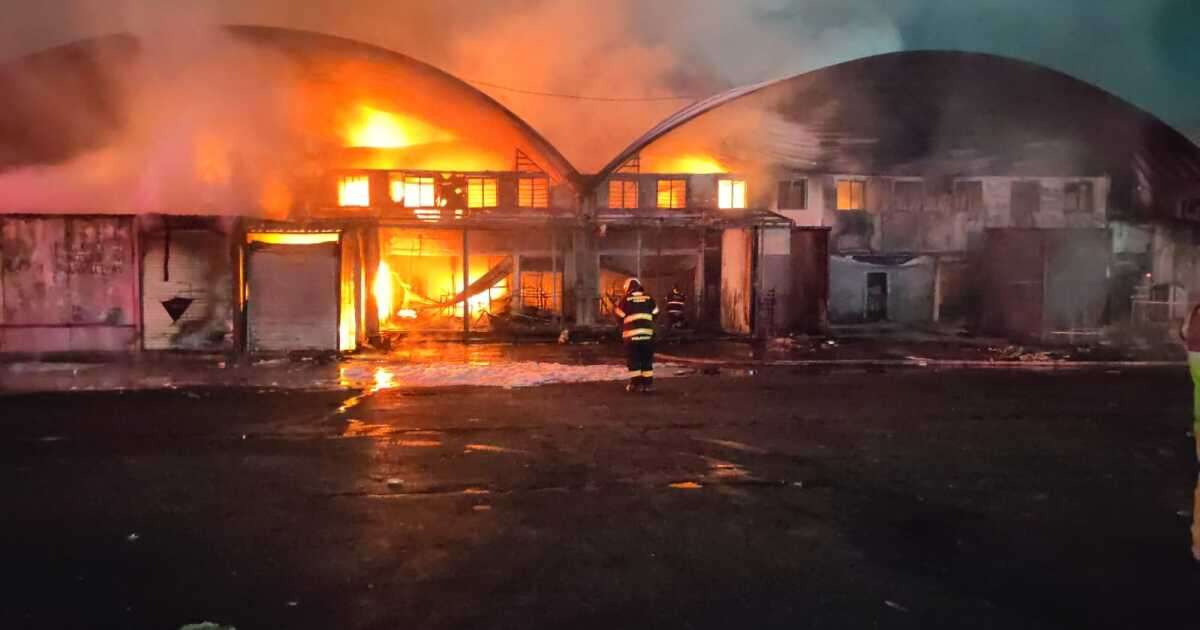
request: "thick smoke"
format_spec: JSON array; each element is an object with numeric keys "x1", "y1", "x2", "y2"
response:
[{"x1": 0, "y1": 0, "x2": 1194, "y2": 214}]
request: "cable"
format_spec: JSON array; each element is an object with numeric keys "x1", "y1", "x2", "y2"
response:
[{"x1": 464, "y1": 78, "x2": 699, "y2": 102}]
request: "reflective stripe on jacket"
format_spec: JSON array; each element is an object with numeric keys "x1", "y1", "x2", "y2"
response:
[{"x1": 616, "y1": 291, "x2": 658, "y2": 341}]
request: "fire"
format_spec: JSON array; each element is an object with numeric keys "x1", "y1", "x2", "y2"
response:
[
  {"x1": 338, "y1": 175, "x2": 370, "y2": 207},
  {"x1": 374, "y1": 260, "x2": 394, "y2": 324},
  {"x1": 645, "y1": 153, "x2": 727, "y2": 174},
  {"x1": 344, "y1": 105, "x2": 456, "y2": 149},
  {"x1": 246, "y1": 232, "x2": 340, "y2": 245}
]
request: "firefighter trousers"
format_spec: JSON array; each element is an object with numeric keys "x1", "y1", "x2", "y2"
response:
[{"x1": 625, "y1": 340, "x2": 655, "y2": 387}]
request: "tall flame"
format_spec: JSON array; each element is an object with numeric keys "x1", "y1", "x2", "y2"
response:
[{"x1": 374, "y1": 260, "x2": 394, "y2": 324}]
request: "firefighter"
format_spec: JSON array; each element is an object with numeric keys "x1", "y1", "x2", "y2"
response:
[
  {"x1": 666, "y1": 285, "x2": 687, "y2": 329},
  {"x1": 1180, "y1": 303, "x2": 1200, "y2": 561},
  {"x1": 614, "y1": 277, "x2": 659, "y2": 392}
]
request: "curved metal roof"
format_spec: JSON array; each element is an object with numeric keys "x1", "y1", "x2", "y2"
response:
[
  {"x1": 0, "y1": 26, "x2": 578, "y2": 184},
  {"x1": 593, "y1": 50, "x2": 1200, "y2": 202}
]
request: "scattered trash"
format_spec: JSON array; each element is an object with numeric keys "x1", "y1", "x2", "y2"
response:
[
  {"x1": 126, "y1": 533, "x2": 140, "y2": 542},
  {"x1": 884, "y1": 600, "x2": 909, "y2": 613},
  {"x1": 668, "y1": 481, "x2": 703, "y2": 490}
]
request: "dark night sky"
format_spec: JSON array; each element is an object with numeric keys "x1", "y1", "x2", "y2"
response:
[{"x1": 1, "y1": 0, "x2": 1197, "y2": 155}]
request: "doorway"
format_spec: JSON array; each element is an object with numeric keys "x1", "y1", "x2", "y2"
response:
[{"x1": 866, "y1": 272, "x2": 888, "y2": 321}]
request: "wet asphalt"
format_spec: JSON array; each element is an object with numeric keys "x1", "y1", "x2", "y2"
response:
[{"x1": 1, "y1": 366, "x2": 1198, "y2": 629}]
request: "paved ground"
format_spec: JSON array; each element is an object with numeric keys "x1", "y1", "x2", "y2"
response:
[{"x1": 1, "y1": 365, "x2": 1198, "y2": 629}]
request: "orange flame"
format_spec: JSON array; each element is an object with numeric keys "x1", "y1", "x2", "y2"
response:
[
  {"x1": 344, "y1": 105, "x2": 456, "y2": 149},
  {"x1": 644, "y1": 153, "x2": 727, "y2": 174},
  {"x1": 374, "y1": 260, "x2": 394, "y2": 324}
]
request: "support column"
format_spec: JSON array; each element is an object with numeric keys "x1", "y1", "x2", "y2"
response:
[
  {"x1": 463, "y1": 227, "x2": 470, "y2": 341},
  {"x1": 511, "y1": 243, "x2": 523, "y2": 315},
  {"x1": 635, "y1": 227, "x2": 643, "y2": 279},
  {"x1": 695, "y1": 228, "x2": 705, "y2": 324},
  {"x1": 551, "y1": 229, "x2": 560, "y2": 328}
]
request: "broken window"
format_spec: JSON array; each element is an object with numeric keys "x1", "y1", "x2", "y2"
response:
[
  {"x1": 467, "y1": 176, "x2": 498, "y2": 209},
  {"x1": 656, "y1": 178, "x2": 687, "y2": 209},
  {"x1": 389, "y1": 174, "x2": 435, "y2": 207},
  {"x1": 518, "y1": 177, "x2": 549, "y2": 208},
  {"x1": 777, "y1": 179, "x2": 807, "y2": 210},
  {"x1": 1063, "y1": 181, "x2": 1095, "y2": 212},
  {"x1": 608, "y1": 179, "x2": 639, "y2": 209},
  {"x1": 338, "y1": 175, "x2": 370, "y2": 207},
  {"x1": 893, "y1": 180, "x2": 924, "y2": 211},
  {"x1": 954, "y1": 180, "x2": 984, "y2": 212},
  {"x1": 836, "y1": 180, "x2": 865, "y2": 211},
  {"x1": 718, "y1": 178, "x2": 747, "y2": 209}
]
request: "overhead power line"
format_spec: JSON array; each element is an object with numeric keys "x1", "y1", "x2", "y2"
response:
[{"x1": 464, "y1": 78, "x2": 699, "y2": 102}]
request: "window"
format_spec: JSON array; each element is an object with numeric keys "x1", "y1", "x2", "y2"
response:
[
  {"x1": 1064, "y1": 181, "x2": 1094, "y2": 212},
  {"x1": 467, "y1": 176, "x2": 498, "y2": 209},
  {"x1": 954, "y1": 181, "x2": 984, "y2": 212},
  {"x1": 718, "y1": 178, "x2": 747, "y2": 209},
  {"x1": 777, "y1": 179, "x2": 807, "y2": 210},
  {"x1": 338, "y1": 175, "x2": 370, "y2": 207},
  {"x1": 607, "y1": 179, "x2": 639, "y2": 209},
  {"x1": 389, "y1": 174, "x2": 435, "y2": 207},
  {"x1": 656, "y1": 178, "x2": 687, "y2": 209},
  {"x1": 518, "y1": 177, "x2": 549, "y2": 208},
  {"x1": 893, "y1": 180, "x2": 924, "y2": 211},
  {"x1": 836, "y1": 180, "x2": 865, "y2": 210},
  {"x1": 1010, "y1": 181, "x2": 1040, "y2": 227}
]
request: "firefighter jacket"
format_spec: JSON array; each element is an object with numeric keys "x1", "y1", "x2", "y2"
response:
[
  {"x1": 615, "y1": 291, "x2": 658, "y2": 342},
  {"x1": 666, "y1": 289, "x2": 686, "y2": 315}
]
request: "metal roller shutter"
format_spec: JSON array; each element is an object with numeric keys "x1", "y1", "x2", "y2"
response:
[{"x1": 247, "y1": 242, "x2": 339, "y2": 353}]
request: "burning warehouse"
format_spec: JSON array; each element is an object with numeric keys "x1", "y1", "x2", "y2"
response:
[{"x1": 2, "y1": 27, "x2": 1200, "y2": 355}]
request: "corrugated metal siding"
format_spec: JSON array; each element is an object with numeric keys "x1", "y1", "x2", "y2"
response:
[
  {"x1": 142, "y1": 229, "x2": 233, "y2": 351},
  {"x1": 0, "y1": 216, "x2": 136, "y2": 353},
  {"x1": 247, "y1": 242, "x2": 338, "y2": 353}
]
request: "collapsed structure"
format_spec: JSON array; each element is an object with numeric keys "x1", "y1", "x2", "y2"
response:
[{"x1": 2, "y1": 27, "x2": 1199, "y2": 355}]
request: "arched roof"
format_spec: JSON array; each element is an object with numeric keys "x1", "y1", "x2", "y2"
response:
[
  {"x1": 0, "y1": 26, "x2": 578, "y2": 184},
  {"x1": 594, "y1": 51, "x2": 1200, "y2": 201}
]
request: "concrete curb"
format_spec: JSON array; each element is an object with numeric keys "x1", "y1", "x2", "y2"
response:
[{"x1": 655, "y1": 353, "x2": 1186, "y2": 370}]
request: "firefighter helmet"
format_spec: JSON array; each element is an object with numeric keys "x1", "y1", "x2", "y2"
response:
[{"x1": 623, "y1": 277, "x2": 642, "y2": 294}]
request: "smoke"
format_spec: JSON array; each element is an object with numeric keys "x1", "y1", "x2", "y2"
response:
[
  {"x1": 0, "y1": 26, "x2": 307, "y2": 215},
  {"x1": 0, "y1": 0, "x2": 1193, "y2": 214}
]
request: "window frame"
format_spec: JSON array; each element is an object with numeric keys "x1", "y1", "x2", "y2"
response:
[
  {"x1": 466, "y1": 176, "x2": 499, "y2": 209},
  {"x1": 656, "y1": 178, "x2": 688, "y2": 209},
  {"x1": 836, "y1": 179, "x2": 866, "y2": 211},
  {"x1": 718, "y1": 178, "x2": 747, "y2": 210},
  {"x1": 337, "y1": 174, "x2": 371, "y2": 207},
  {"x1": 1063, "y1": 181, "x2": 1095, "y2": 213},
  {"x1": 777, "y1": 178, "x2": 808, "y2": 210},
  {"x1": 953, "y1": 180, "x2": 984, "y2": 212},
  {"x1": 518, "y1": 176, "x2": 550, "y2": 209},
  {"x1": 892, "y1": 179, "x2": 925, "y2": 212},
  {"x1": 607, "y1": 178, "x2": 640, "y2": 209}
]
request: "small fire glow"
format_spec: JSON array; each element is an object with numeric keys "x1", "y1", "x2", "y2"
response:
[
  {"x1": 397, "y1": 309, "x2": 418, "y2": 319},
  {"x1": 374, "y1": 260, "x2": 394, "y2": 324},
  {"x1": 344, "y1": 105, "x2": 456, "y2": 149}
]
